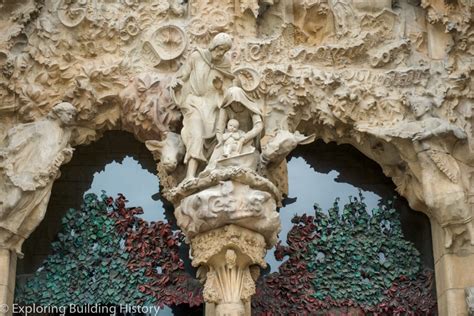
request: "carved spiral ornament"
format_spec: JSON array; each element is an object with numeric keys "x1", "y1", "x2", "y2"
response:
[
  {"x1": 234, "y1": 67, "x2": 261, "y2": 92},
  {"x1": 57, "y1": 0, "x2": 87, "y2": 28},
  {"x1": 209, "y1": 9, "x2": 229, "y2": 30}
]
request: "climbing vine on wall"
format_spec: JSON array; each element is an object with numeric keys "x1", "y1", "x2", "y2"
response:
[
  {"x1": 252, "y1": 194, "x2": 437, "y2": 315},
  {"x1": 109, "y1": 193, "x2": 202, "y2": 307},
  {"x1": 16, "y1": 192, "x2": 435, "y2": 314},
  {"x1": 15, "y1": 193, "x2": 203, "y2": 307}
]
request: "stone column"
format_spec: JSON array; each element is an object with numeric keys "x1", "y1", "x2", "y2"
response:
[
  {"x1": 431, "y1": 219, "x2": 474, "y2": 315},
  {"x1": 0, "y1": 248, "x2": 17, "y2": 316},
  {"x1": 168, "y1": 173, "x2": 281, "y2": 316},
  {"x1": 191, "y1": 225, "x2": 266, "y2": 316}
]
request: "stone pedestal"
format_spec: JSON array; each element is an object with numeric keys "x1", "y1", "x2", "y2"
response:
[
  {"x1": 174, "y1": 180, "x2": 280, "y2": 246},
  {"x1": 170, "y1": 171, "x2": 281, "y2": 315},
  {"x1": 191, "y1": 225, "x2": 266, "y2": 316},
  {"x1": 431, "y1": 219, "x2": 474, "y2": 315},
  {"x1": 0, "y1": 249, "x2": 17, "y2": 316}
]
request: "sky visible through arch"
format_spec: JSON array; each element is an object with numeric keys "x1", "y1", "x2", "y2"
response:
[
  {"x1": 267, "y1": 156, "x2": 381, "y2": 272},
  {"x1": 85, "y1": 156, "x2": 165, "y2": 222},
  {"x1": 85, "y1": 155, "x2": 383, "y2": 274}
]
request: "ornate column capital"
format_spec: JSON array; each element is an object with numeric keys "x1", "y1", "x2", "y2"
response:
[{"x1": 191, "y1": 225, "x2": 267, "y2": 316}]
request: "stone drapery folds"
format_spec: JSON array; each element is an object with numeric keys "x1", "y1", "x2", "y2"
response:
[{"x1": 0, "y1": 102, "x2": 76, "y2": 255}]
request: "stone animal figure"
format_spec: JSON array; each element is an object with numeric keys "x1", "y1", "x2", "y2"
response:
[
  {"x1": 261, "y1": 130, "x2": 316, "y2": 166},
  {"x1": 145, "y1": 131, "x2": 185, "y2": 173}
]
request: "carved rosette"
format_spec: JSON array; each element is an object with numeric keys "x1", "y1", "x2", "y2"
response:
[{"x1": 191, "y1": 225, "x2": 267, "y2": 316}]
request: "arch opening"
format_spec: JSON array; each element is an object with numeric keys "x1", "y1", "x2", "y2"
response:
[{"x1": 16, "y1": 130, "x2": 202, "y2": 316}]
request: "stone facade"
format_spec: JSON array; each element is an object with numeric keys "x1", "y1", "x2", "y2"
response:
[{"x1": 0, "y1": 0, "x2": 473, "y2": 315}]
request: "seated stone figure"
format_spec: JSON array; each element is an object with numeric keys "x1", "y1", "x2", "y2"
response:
[
  {"x1": 222, "y1": 119, "x2": 245, "y2": 158},
  {"x1": 203, "y1": 86, "x2": 263, "y2": 172}
]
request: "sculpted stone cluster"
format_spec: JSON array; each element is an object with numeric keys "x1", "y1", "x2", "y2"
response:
[
  {"x1": 0, "y1": 102, "x2": 76, "y2": 254},
  {"x1": 191, "y1": 225, "x2": 267, "y2": 315},
  {"x1": 0, "y1": 0, "x2": 473, "y2": 315}
]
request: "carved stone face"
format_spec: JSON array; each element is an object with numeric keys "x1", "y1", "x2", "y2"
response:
[
  {"x1": 210, "y1": 44, "x2": 230, "y2": 61},
  {"x1": 410, "y1": 102, "x2": 429, "y2": 119},
  {"x1": 227, "y1": 119, "x2": 239, "y2": 132},
  {"x1": 57, "y1": 108, "x2": 76, "y2": 125}
]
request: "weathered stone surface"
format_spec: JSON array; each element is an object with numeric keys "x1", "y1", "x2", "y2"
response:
[
  {"x1": 191, "y1": 225, "x2": 266, "y2": 316},
  {"x1": 467, "y1": 287, "x2": 474, "y2": 316},
  {"x1": 175, "y1": 181, "x2": 280, "y2": 246},
  {"x1": 0, "y1": 1, "x2": 471, "y2": 249},
  {"x1": 0, "y1": 0, "x2": 473, "y2": 314},
  {"x1": 0, "y1": 103, "x2": 76, "y2": 254}
]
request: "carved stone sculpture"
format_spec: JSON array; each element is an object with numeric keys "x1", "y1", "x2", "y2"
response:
[
  {"x1": 328, "y1": 0, "x2": 359, "y2": 38},
  {"x1": 222, "y1": 119, "x2": 246, "y2": 158},
  {"x1": 192, "y1": 225, "x2": 267, "y2": 316},
  {"x1": 146, "y1": 132, "x2": 185, "y2": 174},
  {"x1": 175, "y1": 181, "x2": 280, "y2": 246},
  {"x1": 206, "y1": 86, "x2": 264, "y2": 173},
  {"x1": 171, "y1": 33, "x2": 235, "y2": 180},
  {"x1": 164, "y1": 32, "x2": 287, "y2": 315},
  {"x1": 356, "y1": 94, "x2": 473, "y2": 248},
  {"x1": 0, "y1": 102, "x2": 77, "y2": 254},
  {"x1": 261, "y1": 130, "x2": 315, "y2": 166},
  {"x1": 1, "y1": 0, "x2": 474, "y2": 314}
]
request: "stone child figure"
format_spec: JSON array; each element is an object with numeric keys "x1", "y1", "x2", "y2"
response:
[
  {"x1": 222, "y1": 119, "x2": 245, "y2": 158},
  {"x1": 203, "y1": 86, "x2": 263, "y2": 172},
  {"x1": 0, "y1": 102, "x2": 77, "y2": 254},
  {"x1": 170, "y1": 33, "x2": 235, "y2": 180}
]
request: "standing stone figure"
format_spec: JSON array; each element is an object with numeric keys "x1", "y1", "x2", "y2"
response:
[
  {"x1": 0, "y1": 102, "x2": 77, "y2": 254},
  {"x1": 407, "y1": 98, "x2": 473, "y2": 248},
  {"x1": 170, "y1": 33, "x2": 235, "y2": 180},
  {"x1": 328, "y1": 0, "x2": 358, "y2": 38}
]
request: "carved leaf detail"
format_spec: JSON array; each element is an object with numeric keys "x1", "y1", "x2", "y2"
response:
[
  {"x1": 137, "y1": 74, "x2": 160, "y2": 93},
  {"x1": 426, "y1": 150, "x2": 460, "y2": 183}
]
